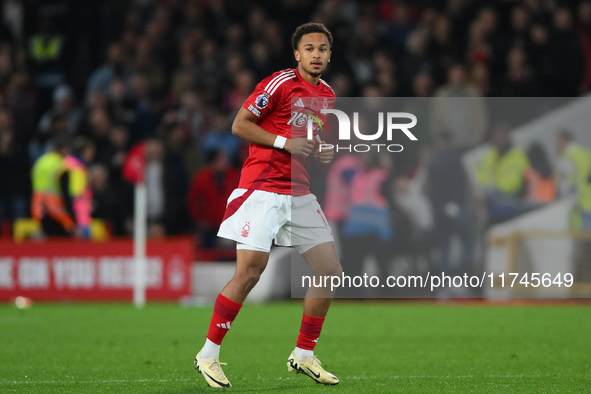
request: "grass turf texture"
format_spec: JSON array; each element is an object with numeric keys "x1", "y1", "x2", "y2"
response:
[{"x1": 0, "y1": 302, "x2": 590, "y2": 393}]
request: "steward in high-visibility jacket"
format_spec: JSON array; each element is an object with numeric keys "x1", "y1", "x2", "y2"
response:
[
  {"x1": 476, "y1": 143, "x2": 529, "y2": 198},
  {"x1": 555, "y1": 131, "x2": 591, "y2": 229},
  {"x1": 29, "y1": 34, "x2": 64, "y2": 64},
  {"x1": 557, "y1": 143, "x2": 591, "y2": 197},
  {"x1": 578, "y1": 177, "x2": 591, "y2": 227},
  {"x1": 476, "y1": 128, "x2": 530, "y2": 226},
  {"x1": 572, "y1": 148, "x2": 591, "y2": 282},
  {"x1": 573, "y1": 152, "x2": 591, "y2": 231},
  {"x1": 31, "y1": 137, "x2": 74, "y2": 236}
]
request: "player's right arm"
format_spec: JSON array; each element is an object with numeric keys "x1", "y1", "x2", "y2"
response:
[{"x1": 232, "y1": 108, "x2": 314, "y2": 157}]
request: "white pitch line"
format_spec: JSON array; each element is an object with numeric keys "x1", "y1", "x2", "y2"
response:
[
  {"x1": 2, "y1": 378, "x2": 193, "y2": 385},
  {"x1": 341, "y1": 374, "x2": 557, "y2": 379},
  {"x1": 4, "y1": 374, "x2": 582, "y2": 385}
]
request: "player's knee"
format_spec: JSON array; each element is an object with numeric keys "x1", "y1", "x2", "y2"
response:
[
  {"x1": 314, "y1": 262, "x2": 342, "y2": 278},
  {"x1": 247, "y1": 271, "x2": 262, "y2": 284},
  {"x1": 330, "y1": 264, "x2": 343, "y2": 278},
  {"x1": 238, "y1": 266, "x2": 264, "y2": 287}
]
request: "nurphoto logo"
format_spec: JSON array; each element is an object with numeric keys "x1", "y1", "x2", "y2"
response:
[{"x1": 306, "y1": 109, "x2": 418, "y2": 152}]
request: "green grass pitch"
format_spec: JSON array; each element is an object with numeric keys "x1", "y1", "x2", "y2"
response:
[{"x1": 1, "y1": 301, "x2": 590, "y2": 393}]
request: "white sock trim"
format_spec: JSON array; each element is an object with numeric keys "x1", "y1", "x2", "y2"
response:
[
  {"x1": 294, "y1": 347, "x2": 314, "y2": 360},
  {"x1": 201, "y1": 338, "x2": 221, "y2": 360}
]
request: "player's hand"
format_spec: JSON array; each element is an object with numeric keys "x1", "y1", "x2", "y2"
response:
[
  {"x1": 314, "y1": 140, "x2": 334, "y2": 164},
  {"x1": 286, "y1": 137, "x2": 315, "y2": 157}
]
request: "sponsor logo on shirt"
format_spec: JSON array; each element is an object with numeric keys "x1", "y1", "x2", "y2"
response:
[{"x1": 255, "y1": 93, "x2": 270, "y2": 109}]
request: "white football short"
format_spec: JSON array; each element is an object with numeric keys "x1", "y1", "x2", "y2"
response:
[{"x1": 218, "y1": 189, "x2": 334, "y2": 254}]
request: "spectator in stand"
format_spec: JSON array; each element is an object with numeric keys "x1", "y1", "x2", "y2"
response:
[
  {"x1": 97, "y1": 123, "x2": 130, "y2": 180},
  {"x1": 80, "y1": 89, "x2": 108, "y2": 132},
  {"x1": 101, "y1": 124, "x2": 134, "y2": 236},
  {"x1": 509, "y1": 5, "x2": 532, "y2": 50},
  {"x1": 0, "y1": 116, "x2": 29, "y2": 233},
  {"x1": 142, "y1": 136, "x2": 191, "y2": 237},
  {"x1": 201, "y1": 112, "x2": 241, "y2": 165},
  {"x1": 128, "y1": 73, "x2": 158, "y2": 143},
  {"x1": 527, "y1": 23, "x2": 553, "y2": 95},
  {"x1": 186, "y1": 149, "x2": 239, "y2": 248},
  {"x1": 84, "y1": 108, "x2": 112, "y2": 165},
  {"x1": 430, "y1": 14, "x2": 459, "y2": 84},
  {"x1": 426, "y1": 132, "x2": 475, "y2": 280},
  {"x1": 144, "y1": 137, "x2": 166, "y2": 237},
  {"x1": 2, "y1": 68, "x2": 37, "y2": 146},
  {"x1": 500, "y1": 47, "x2": 539, "y2": 97},
  {"x1": 86, "y1": 43, "x2": 127, "y2": 96},
  {"x1": 390, "y1": 155, "x2": 435, "y2": 274},
  {"x1": 162, "y1": 123, "x2": 191, "y2": 236},
  {"x1": 105, "y1": 77, "x2": 135, "y2": 126},
  {"x1": 29, "y1": 113, "x2": 69, "y2": 161},
  {"x1": 431, "y1": 63, "x2": 488, "y2": 149},
  {"x1": 38, "y1": 84, "x2": 82, "y2": 138},
  {"x1": 249, "y1": 40, "x2": 276, "y2": 82},
  {"x1": 549, "y1": 8, "x2": 585, "y2": 96},
  {"x1": 476, "y1": 126, "x2": 531, "y2": 226},
  {"x1": 577, "y1": 1, "x2": 591, "y2": 92},
  {"x1": 402, "y1": 72, "x2": 433, "y2": 163},
  {"x1": 524, "y1": 142, "x2": 556, "y2": 206},
  {"x1": 384, "y1": 2, "x2": 416, "y2": 53},
  {"x1": 470, "y1": 63, "x2": 492, "y2": 96},
  {"x1": 223, "y1": 69, "x2": 255, "y2": 112},
  {"x1": 129, "y1": 36, "x2": 166, "y2": 95},
  {"x1": 465, "y1": 13, "x2": 494, "y2": 69},
  {"x1": 401, "y1": 28, "x2": 434, "y2": 94},
  {"x1": 89, "y1": 163, "x2": 115, "y2": 228},
  {"x1": 328, "y1": 73, "x2": 354, "y2": 97},
  {"x1": 177, "y1": 90, "x2": 207, "y2": 146}
]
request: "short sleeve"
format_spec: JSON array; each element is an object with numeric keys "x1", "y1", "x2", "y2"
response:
[{"x1": 242, "y1": 70, "x2": 295, "y2": 120}]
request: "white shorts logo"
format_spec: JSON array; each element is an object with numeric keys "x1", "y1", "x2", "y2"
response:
[{"x1": 241, "y1": 222, "x2": 250, "y2": 238}]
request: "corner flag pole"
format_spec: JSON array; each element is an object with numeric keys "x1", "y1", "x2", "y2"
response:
[{"x1": 133, "y1": 181, "x2": 147, "y2": 308}]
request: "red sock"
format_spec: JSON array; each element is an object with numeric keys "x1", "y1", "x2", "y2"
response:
[
  {"x1": 296, "y1": 314, "x2": 325, "y2": 350},
  {"x1": 206, "y1": 294, "x2": 243, "y2": 345}
]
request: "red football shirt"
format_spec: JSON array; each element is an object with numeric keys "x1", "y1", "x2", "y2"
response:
[{"x1": 239, "y1": 68, "x2": 335, "y2": 196}]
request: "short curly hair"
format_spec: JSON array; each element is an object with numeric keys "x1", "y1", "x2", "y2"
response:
[{"x1": 291, "y1": 22, "x2": 333, "y2": 51}]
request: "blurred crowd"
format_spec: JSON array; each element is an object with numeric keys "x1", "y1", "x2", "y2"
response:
[
  {"x1": 323, "y1": 123, "x2": 591, "y2": 291},
  {"x1": 1, "y1": 0, "x2": 591, "y2": 263}
]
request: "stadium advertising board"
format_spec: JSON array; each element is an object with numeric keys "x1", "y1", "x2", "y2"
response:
[{"x1": 0, "y1": 238, "x2": 193, "y2": 301}]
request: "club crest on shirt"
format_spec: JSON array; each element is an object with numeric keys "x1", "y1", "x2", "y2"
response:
[
  {"x1": 241, "y1": 222, "x2": 250, "y2": 238},
  {"x1": 255, "y1": 93, "x2": 270, "y2": 109}
]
